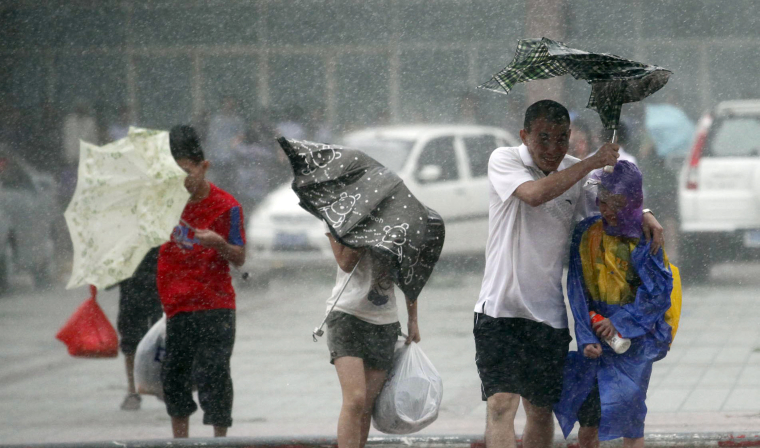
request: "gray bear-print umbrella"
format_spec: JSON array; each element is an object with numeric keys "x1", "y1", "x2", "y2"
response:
[{"x1": 277, "y1": 137, "x2": 445, "y2": 304}]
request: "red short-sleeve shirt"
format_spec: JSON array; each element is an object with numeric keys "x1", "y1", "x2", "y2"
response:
[{"x1": 157, "y1": 183, "x2": 246, "y2": 318}]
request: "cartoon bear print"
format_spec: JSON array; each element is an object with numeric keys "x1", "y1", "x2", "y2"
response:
[
  {"x1": 300, "y1": 143, "x2": 342, "y2": 175},
  {"x1": 320, "y1": 192, "x2": 361, "y2": 228},
  {"x1": 368, "y1": 271, "x2": 394, "y2": 306},
  {"x1": 403, "y1": 244, "x2": 425, "y2": 285},
  {"x1": 376, "y1": 223, "x2": 409, "y2": 262}
]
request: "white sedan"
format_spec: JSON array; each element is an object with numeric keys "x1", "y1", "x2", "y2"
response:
[{"x1": 242, "y1": 124, "x2": 518, "y2": 286}]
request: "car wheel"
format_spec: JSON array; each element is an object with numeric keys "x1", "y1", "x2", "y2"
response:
[
  {"x1": 0, "y1": 239, "x2": 13, "y2": 294},
  {"x1": 678, "y1": 233, "x2": 710, "y2": 283}
]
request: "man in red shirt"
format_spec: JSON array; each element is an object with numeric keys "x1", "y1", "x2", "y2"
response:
[{"x1": 158, "y1": 125, "x2": 246, "y2": 438}]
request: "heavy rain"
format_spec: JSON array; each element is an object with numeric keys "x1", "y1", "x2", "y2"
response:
[{"x1": 1, "y1": 1, "x2": 760, "y2": 447}]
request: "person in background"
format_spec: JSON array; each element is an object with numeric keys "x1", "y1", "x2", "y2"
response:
[
  {"x1": 569, "y1": 119, "x2": 593, "y2": 160},
  {"x1": 108, "y1": 105, "x2": 134, "y2": 142},
  {"x1": 117, "y1": 247, "x2": 163, "y2": 411},
  {"x1": 230, "y1": 119, "x2": 281, "y2": 213},
  {"x1": 62, "y1": 100, "x2": 98, "y2": 167},
  {"x1": 638, "y1": 93, "x2": 694, "y2": 262},
  {"x1": 206, "y1": 96, "x2": 245, "y2": 192},
  {"x1": 158, "y1": 125, "x2": 245, "y2": 438},
  {"x1": 61, "y1": 100, "x2": 97, "y2": 202}
]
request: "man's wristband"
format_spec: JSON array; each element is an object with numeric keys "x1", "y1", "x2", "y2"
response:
[{"x1": 643, "y1": 208, "x2": 654, "y2": 218}]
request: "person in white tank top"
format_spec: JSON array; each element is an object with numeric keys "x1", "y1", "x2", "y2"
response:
[{"x1": 323, "y1": 225, "x2": 420, "y2": 448}]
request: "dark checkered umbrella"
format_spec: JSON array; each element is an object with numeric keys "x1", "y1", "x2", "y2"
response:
[
  {"x1": 277, "y1": 137, "x2": 445, "y2": 303},
  {"x1": 479, "y1": 37, "x2": 672, "y2": 130}
]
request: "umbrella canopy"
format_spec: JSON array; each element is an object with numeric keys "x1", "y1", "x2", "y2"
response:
[
  {"x1": 644, "y1": 103, "x2": 695, "y2": 158},
  {"x1": 65, "y1": 127, "x2": 190, "y2": 290},
  {"x1": 479, "y1": 37, "x2": 672, "y2": 130},
  {"x1": 277, "y1": 137, "x2": 445, "y2": 302}
]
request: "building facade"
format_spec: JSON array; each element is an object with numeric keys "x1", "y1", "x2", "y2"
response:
[{"x1": 1, "y1": 0, "x2": 758, "y2": 144}]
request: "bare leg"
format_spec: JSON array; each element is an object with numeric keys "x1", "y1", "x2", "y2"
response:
[
  {"x1": 577, "y1": 426, "x2": 600, "y2": 448},
  {"x1": 334, "y1": 357, "x2": 367, "y2": 448},
  {"x1": 120, "y1": 353, "x2": 141, "y2": 411},
  {"x1": 359, "y1": 367, "x2": 388, "y2": 448},
  {"x1": 124, "y1": 353, "x2": 136, "y2": 394},
  {"x1": 623, "y1": 437, "x2": 644, "y2": 448},
  {"x1": 521, "y1": 398, "x2": 554, "y2": 448},
  {"x1": 214, "y1": 426, "x2": 228, "y2": 437},
  {"x1": 485, "y1": 392, "x2": 520, "y2": 448},
  {"x1": 171, "y1": 416, "x2": 189, "y2": 438}
]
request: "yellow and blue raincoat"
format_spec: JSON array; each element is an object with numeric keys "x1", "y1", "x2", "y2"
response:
[{"x1": 554, "y1": 215, "x2": 682, "y2": 440}]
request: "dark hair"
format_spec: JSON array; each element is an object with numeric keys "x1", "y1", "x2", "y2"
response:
[
  {"x1": 523, "y1": 100, "x2": 570, "y2": 132},
  {"x1": 169, "y1": 125, "x2": 204, "y2": 163}
]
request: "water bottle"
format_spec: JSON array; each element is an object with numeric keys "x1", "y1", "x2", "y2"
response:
[{"x1": 589, "y1": 311, "x2": 631, "y2": 354}]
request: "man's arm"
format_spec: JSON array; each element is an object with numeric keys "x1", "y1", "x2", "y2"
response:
[
  {"x1": 642, "y1": 212, "x2": 664, "y2": 254},
  {"x1": 514, "y1": 143, "x2": 619, "y2": 207}
]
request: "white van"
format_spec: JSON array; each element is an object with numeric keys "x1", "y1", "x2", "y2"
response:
[{"x1": 678, "y1": 99, "x2": 760, "y2": 279}]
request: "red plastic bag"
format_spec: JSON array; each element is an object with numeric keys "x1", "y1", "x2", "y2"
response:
[{"x1": 56, "y1": 285, "x2": 119, "y2": 358}]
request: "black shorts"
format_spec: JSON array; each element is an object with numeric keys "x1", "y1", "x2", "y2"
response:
[
  {"x1": 326, "y1": 311, "x2": 401, "y2": 372},
  {"x1": 578, "y1": 381, "x2": 602, "y2": 428},
  {"x1": 117, "y1": 248, "x2": 162, "y2": 355},
  {"x1": 162, "y1": 309, "x2": 236, "y2": 428},
  {"x1": 474, "y1": 313, "x2": 571, "y2": 408}
]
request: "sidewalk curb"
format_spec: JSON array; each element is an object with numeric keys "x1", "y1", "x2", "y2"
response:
[{"x1": 5, "y1": 433, "x2": 760, "y2": 448}]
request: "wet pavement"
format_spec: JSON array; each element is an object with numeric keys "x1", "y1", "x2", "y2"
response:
[{"x1": 2, "y1": 262, "x2": 760, "y2": 444}]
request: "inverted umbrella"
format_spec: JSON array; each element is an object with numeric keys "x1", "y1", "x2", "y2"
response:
[
  {"x1": 277, "y1": 137, "x2": 445, "y2": 304},
  {"x1": 65, "y1": 127, "x2": 190, "y2": 290},
  {"x1": 479, "y1": 37, "x2": 672, "y2": 131}
]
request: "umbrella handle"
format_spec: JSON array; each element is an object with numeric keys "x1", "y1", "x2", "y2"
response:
[
  {"x1": 603, "y1": 130, "x2": 617, "y2": 173},
  {"x1": 312, "y1": 251, "x2": 366, "y2": 342}
]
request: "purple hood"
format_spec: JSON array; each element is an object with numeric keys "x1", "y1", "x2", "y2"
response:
[{"x1": 591, "y1": 161, "x2": 643, "y2": 239}]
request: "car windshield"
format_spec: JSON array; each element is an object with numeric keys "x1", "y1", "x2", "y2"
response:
[
  {"x1": 341, "y1": 137, "x2": 414, "y2": 172},
  {"x1": 708, "y1": 116, "x2": 760, "y2": 157}
]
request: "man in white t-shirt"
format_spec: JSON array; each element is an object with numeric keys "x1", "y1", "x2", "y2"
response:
[{"x1": 473, "y1": 100, "x2": 663, "y2": 448}]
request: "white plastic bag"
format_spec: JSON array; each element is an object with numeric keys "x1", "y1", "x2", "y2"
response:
[
  {"x1": 372, "y1": 341, "x2": 443, "y2": 434},
  {"x1": 133, "y1": 314, "x2": 166, "y2": 400}
]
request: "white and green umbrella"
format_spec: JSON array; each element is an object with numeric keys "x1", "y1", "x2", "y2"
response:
[{"x1": 65, "y1": 127, "x2": 190, "y2": 290}]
